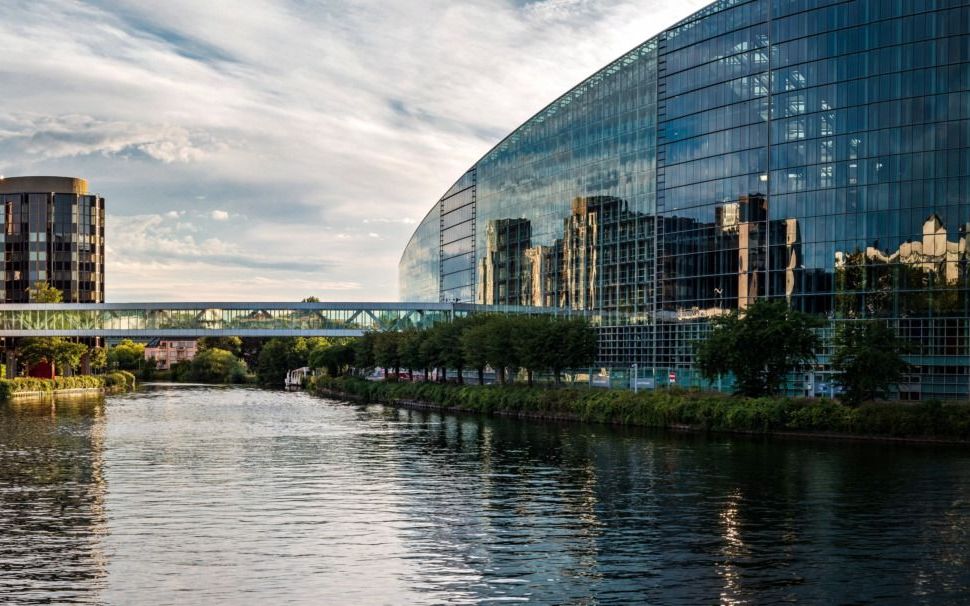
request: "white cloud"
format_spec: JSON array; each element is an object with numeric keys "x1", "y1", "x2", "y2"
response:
[
  {"x1": 210, "y1": 210, "x2": 230, "y2": 221},
  {"x1": 0, "y1": 0, "x2": 710, "y2": 301}
]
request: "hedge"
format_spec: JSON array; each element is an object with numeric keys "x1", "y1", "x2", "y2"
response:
[
  {"x1": 0, "y1": 372, "x2": 137, "y2": 399},
  {"x1": 312, "y1": 376, "x2": 970, "y2": 442}
]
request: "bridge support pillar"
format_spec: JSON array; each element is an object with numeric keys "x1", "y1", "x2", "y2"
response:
[{"x1": 5, "y1": 350, "x2": 16, "y2": 379}]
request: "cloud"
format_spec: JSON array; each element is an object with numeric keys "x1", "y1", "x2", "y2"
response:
[
  {"x1": 210, "y1": 209, "x2": 229, "y2": 221},
  {"x1": 0, "y1": 0, "x2": 710, "y2": 301},
  {"x1": 0, "y1": 114, "x2": 219, "y2": 163}
]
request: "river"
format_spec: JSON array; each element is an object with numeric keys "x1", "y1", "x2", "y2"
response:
[{"x1": 1, "y1": 385, "x2": 969, "y2": 604}]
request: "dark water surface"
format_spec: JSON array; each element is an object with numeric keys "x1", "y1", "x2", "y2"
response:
[{"x1": 1, "y1": 385, "x2": 969, "y2": 604}]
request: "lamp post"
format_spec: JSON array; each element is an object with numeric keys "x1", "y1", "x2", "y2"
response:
[{"x1": 632, "y1": 363, "x2": 638, "y2": 393}]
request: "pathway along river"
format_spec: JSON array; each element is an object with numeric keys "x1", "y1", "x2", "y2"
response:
[{"x1": 1, "y1": 385, "x2": 969, "y2": 604}]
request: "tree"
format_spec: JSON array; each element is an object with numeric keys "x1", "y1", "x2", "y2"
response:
[
  {"x1": 255, "y1": 337, "x2": 329, "y2": 385},
  {"x1": 479, "y1": 315, "x2": 518, "y2": 384},
  {"x1": 513, "y1": 316, "x2": 552, "y2": 386},
  {"x1": 398, "y1": 329, "x2": 429, "y2": 379},
  {"x1": 238, "y1": 337, "x2": 266, "y2": 370},
  {"x1": 558, "y1": 317, "x2": 598, "y2": 384},
  {"x1": 188, "y1": 348, "x2": 249, "y2": 383},
  {"x1": 197, "y1": 336, "x2": 243, "y2": 357},
  {"x1": 832, "y1": 321, "x2": 911, "y2": 405},
  {"x1": 28, "y1": 281, "x2": 63, "y2": 303},
  {"x1": 107, "y1": 339, "x2": 146, "y2": 371},
  {"x1": 19, "y1": 337, "x2": 88, "y2": 374},
  {"x1": 461, "y1": 321, "x2": 491, "y2": 385},
  {"x1": 89, "y1": 346, "x2": 107, "y2": 372},
  {"x1": 308, "y1": 342, "x2": 355, "y2": 377},
  {"x1": 353, "y1": 332, "x2": 378, "y2": 371},
  {"x1": 695, "y1": 300, "x2": 821, "y2": 397},
  {"x1": 419, "y1": 326, "x2": 445, "y2": 380},
  {"x1": 436, "y1": 320, "x2": 467, "y2": 384},
  {"x1": 373, "y1": 332, "x2": 403, "y2": 376}
]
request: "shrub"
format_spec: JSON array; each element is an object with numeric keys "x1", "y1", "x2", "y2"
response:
[
  {"x1": 312, "y1": 377, "x2": 970, "y2": 441},
  {"x1": 105, "y1": 371, "x2": 137, "y2": 391}
]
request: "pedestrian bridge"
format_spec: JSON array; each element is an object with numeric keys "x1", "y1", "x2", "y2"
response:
[{"x1": 0, "y1": 302, "x2": 574, "y2": 338}]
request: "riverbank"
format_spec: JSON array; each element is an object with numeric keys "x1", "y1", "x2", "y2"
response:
[
  {"x1": 0, "y1": 371, "x2": 137, "y2": 400},
  {"x1": 312, "y1": 377, "x2": 970, "y2": 444}
]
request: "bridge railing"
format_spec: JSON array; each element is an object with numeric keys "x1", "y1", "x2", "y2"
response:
[{"x1": 0, "y1": 302, "x2": 578, "y2": 338}]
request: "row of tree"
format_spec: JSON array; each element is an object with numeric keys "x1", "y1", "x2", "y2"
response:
[
  {"x1": 695, "y1": 300, "x2": 911, "y2": 404},
  {"x1": 310, "y1": 314, "x2": 598, "y2": 385}
]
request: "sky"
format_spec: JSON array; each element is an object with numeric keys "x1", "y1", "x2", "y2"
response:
[{"x1": 0, "y1": 0, "x2": 710, "y2": 302}]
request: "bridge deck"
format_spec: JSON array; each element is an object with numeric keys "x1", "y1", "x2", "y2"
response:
[{"x1": 0, "y1": 302, "x2": 575, "y2": 338}]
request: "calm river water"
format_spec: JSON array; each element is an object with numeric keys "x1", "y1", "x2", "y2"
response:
[{"x1": 1, "y1": 385, "x2": 969, "y2": 604}]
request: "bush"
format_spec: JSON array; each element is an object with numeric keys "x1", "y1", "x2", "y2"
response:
[
  {"x1": 311, "y1": 377, "x2": 970, "y2": 441},
  {"x1": 187, "y1": 348, "x2": 250, "y2": 383},
  {"x1": 105, "y1": 371, "x2": 137, "y2": 391},
  {"x1": 0, "y1": 375, "x2": 116, "y2": 398}
]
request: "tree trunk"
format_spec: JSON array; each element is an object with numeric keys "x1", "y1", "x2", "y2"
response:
[
  {"x1": 424, "y1": 367, "x2": 430, "y2": 381},
  {"x1": 498, "y1": 367, "x2": 506, "y2": 385},
  {"x1": 478, "y1": 367, "x2": 485, "y2": 385},
  {"x1": 554, "y1": 369, "x2": 562, "y2": 385},
  {"x1": 457, "y1": 365, "x2": 464, "y2": 385},
  {"x1": 441, "y1": 367, "x2": 447, "y2": 382},
  {"x1": 527, "y1": 369, "x2": 533, "y2": 387}
]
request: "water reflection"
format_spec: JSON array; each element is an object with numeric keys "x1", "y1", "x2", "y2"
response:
[
  {"x1": 0, "y1": 396, "x2": 108, "y2": 604},
  {"x1": 1, "y1": 387, "x2": 969, "y2": 604}
]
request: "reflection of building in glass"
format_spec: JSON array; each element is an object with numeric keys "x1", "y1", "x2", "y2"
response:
[
  {"x1": 0, "y1": 177, "x2": 105, "y2": 303},
  {"x1": 399, "y1": 0, "x2": 970, "y2": 399},
  {"x1": 478, "y1": 218, "x2": 531, "y2": 305}
]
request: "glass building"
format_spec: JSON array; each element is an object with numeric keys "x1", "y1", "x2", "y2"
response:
[
  {"x1": 0, "y1": 177, "x2": 105, "y2": 303},
  {"x1": 399, "y1": 0, "x2": 970, "y2": 399}
]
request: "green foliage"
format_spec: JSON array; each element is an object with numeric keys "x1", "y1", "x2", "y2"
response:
[
  {"x1": 349, "y1": 315, "x2": 598, "y2": 385},
  {"x1": 398, "y1": 329, "x2": 429, "y2": 376},
  {"x1": 373, "y1": 332, "x2": 403, "y2": 374},
  {"x1": 27, "y1": 281, "x2": 63, "y2": 303},
  {"x1": 18, "y1": 337, "x2": 89, "y2": 373},
  {"x1": 104, "y1": 371, "x2": 137, "y2": 391},
  {"x1": 308, "y1": 342, "x2": 356, "y2": 377},
  {"x1": 832, "y1": 321, "x2": 911, "y2": 405},
  {"x1": 256, "y1": 337, "x2": 328, "y2": 385},
  {"x1": 169, "y1": 360, "x2": 192, "y2": 382},
  {"x1": 313, "y1": 377, "x2": 970, "y2": 441},
  {"x1": 0, "y1": 374, "x2": 138, "y2": 400},
  {"x1": 461, "y1": 321, "x2": 491, "y2": 384},
  {"x1": 353, "y1": 332, "x2": 378, "y2": 370},
  {"x1": 695, "y1": 300, "x2": 822, "y2": 397},
  {"x1": 89, "y1": 346, "x2": 107, "y2": 371},
  {"x1": 187, "y1": 348, "x2": 250, "y2": 383},
  {"x1": 108, "y1": 339, "x2": 146, "y2": 371},
  {"x1": 197, "y1": 336, "x2": 243, "y2": 357}
]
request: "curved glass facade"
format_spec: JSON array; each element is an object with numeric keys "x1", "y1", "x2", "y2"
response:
[
  {"x1": 399, "y1": 0, "x2": 970, "y2": 399},
  {"x1": 399, "y1": 205, "x2": 441, "y2": 302}
]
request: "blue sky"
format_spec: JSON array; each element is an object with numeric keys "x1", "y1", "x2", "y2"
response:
[{"x1": 0, "y1": 0, "x2": 708, "y2": 301}]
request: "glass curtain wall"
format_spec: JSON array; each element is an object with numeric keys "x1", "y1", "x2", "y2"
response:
[{"x1": 399, "y1": 0, "x2": 970, "y2": 398}]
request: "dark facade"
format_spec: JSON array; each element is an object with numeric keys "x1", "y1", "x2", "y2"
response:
[
  {"x1": 400, "y1": 0, "x2": 970, "y2": 399},
  {"x1": 0, "y1": 177, "x2": 105, "y2": 303}
]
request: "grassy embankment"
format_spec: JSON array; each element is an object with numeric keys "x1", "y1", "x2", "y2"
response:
[
  {"x1": 0, "y1": 371, "x2": 137, "y2": 399},
  {"x1": 313, "y1": 376, "x2": 970, "y2": 442}
]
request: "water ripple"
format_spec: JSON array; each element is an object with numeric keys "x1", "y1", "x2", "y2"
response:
[{"x1": 1, "y1": 386, "x2": 969, "y2": 604}]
